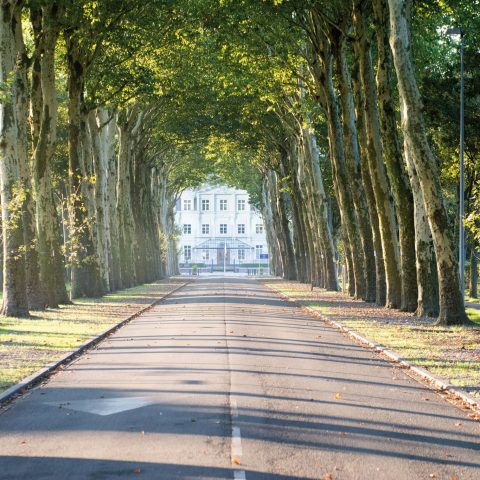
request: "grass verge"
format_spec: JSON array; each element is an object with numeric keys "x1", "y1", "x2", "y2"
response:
[
  {"x1": 0, "y1": 279, "x2": 183, "y2": 393},
  {"x1": 264, "y1": 280, "x2": 480, "y2": 399}
]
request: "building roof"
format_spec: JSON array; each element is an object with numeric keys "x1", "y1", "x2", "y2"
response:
[
  {"x1": 185, "y1": 183, "x2": 248, "y2": 196},
  {"x1": 193, "y1": 237, "x2": 255, "y2": 250}
]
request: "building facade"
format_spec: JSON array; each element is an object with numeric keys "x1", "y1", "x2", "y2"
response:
[{"x1": 175, "y1": 184, "x2": 268, "y2": 269}]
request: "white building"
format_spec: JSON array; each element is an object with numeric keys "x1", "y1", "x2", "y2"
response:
[{"x1": 175, "y1": 184, "x2": 268, "y2": 270}]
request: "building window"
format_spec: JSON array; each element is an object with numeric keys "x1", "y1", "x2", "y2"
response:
[
  {"x1": 203, "y1": 250, "x2": 210, "y2": 261},
  {"x1": 184, "y1": 245, "x2": 191, "y2": 261},
  {"x1": 219, "y1": 199, "x2": 227, "y2": 211},
  {"x1": 237, "y1": 199, "x2": 246, "y2": 211},
  {"x1": 255, "y1": 245, "x2": 263, "y2": 259},
  {"x1": 183, "y1": 224, "x2": 192, "y2": 234},
  {"x1": 256, "y1": 224, "x2": 264, "y2": 234},
  {"x1": 183, "y1": 199, "x2": 192, "y2": 211},
  {"x1": 237, "y1": 224, "x2": 245, "y2": 234},
  {"x1": 202, "y1": 224, "x2": 210, "y2": 234},
  {"x1": 238, "y1": 249, "x2": 245, "y2": 261},
  {"x1": 220, "y1": 224, "x2": 227, "y2": 234},
  {"x1": 201, "y1": 199, "x2": 210, "y2": 211}
]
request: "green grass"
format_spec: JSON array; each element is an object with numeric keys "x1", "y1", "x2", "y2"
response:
[
  {"x1": 0, "y1": 280, "x2": 182, "y2": 392},
  {"x1": 467, "y1": 307, "x2": 480, "y2": 325},
  {"x1": 265, "y1": 280, "x2": 480, "y2": 398}
]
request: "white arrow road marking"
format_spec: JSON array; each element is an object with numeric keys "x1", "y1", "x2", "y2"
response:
[{"x1": 45, "y1": 396, "x2": 156, "y2": 416}]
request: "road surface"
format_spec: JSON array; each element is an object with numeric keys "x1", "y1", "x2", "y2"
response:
[{"x1": 0, "y1": 278, "x2": 479, "y2": 479}]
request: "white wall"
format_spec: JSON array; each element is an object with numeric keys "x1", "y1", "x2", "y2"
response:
[{"x1": 175, "y1": 184, "x2": 268, "y2": 265}]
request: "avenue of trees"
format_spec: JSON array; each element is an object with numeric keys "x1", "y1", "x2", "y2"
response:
[{"x1": 0, "y1": 0, "x2": 478, "y2": 326}]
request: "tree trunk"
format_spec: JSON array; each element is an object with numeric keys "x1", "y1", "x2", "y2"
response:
[
  {"x1": 0, "y1": 2, "x2": 29, "y2": 317},
  {"x1": 310, "y1": 39, "x2": 366, "y2": 299},
  {"x1": 353, "y1": 3, "x2": 402, "y2": 309},
  {"x1": 470, "y1": 246, "x2": 478, "y2": 299},
  {"x1": 334, "y1": 33, "x2": 376, "y2": 301},
  {"x1": 262, "y1": 180, "x2": 283, "y2": 278},
  {"x1": 303, "y1": 129, "x2": 338, "y2": 290},
  {"x1": 388, "y1": 0, "x2": 466, "y2": 324},
  {"x1": 351, "y1": 56, "x2": 387, "y2": 306},
  {"x1": 287, "y1": 172, "x2": 309, "y2": 283},
  {"x1": 106, "y1": 115, "x2": 121, "y2": 290},
  {"x1": 116, "y1": 107, "x2": 140, "y2": 288},
  {"x1": 266, "y1": 170, "x2": 296, "y2": 280},
  {"x1": 288, "y1": 138, "x2": 318, "y2": 285},
  {"x1": 88, "y1": 109, "x2": 111, "y2": 293},
  {"x1": 13, "y1": 8, "x2": 44, "y2": 310},
  {"x1": 31, "y1": 4, "x2": 69, "y2": 307},
  {"x1": 372, "y1": 0, "x2": 417, "y2": 311},
  {"x1": 65, "y1": 33, "x2": 101, "y2": 298},
  {"x1": 403, "y1": 125, "x2": 439, "y2": 317}
]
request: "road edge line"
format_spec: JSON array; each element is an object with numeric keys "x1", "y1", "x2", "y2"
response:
[
  {"x1": 0, "y1": 280, "x2": 189, "y2": 408},
  {"x1": 263, "y1": 282, "x2": 480, "y2": 416}
]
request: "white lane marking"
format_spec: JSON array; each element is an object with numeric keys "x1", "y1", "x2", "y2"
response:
[
  {"x1": 231, "y1": 399, "x2": 239, "y2": 418},
  {"x1": 224, "y1": 279, "x2": 246, "y2": 480},
  {"x1": 231, "y1": 426, "x2": 243, "y2": 457}
]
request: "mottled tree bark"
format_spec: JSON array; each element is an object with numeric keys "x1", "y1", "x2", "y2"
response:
[
  {"x1": 372, "y1": 0, "x2": 417, "y2": 311},
  {"x1": 13, "y1": 7, "x2": 44, "y2": 310},
  {"x1": 310, "y1": 37, "x2": 366, "y2": 299},
  {"x1": 262, "y1": 178, "x2": 283, "y2": 278},
  {"x1": 0, "y1": 1, "x2": 29, "y2": 316},
  {"x1": 266, "y1": 170, "x2": 296, "y2": 280},
  {"x1": 351, "y1": 59, "x2": 387, "y2": 305},
  {"x1": 116, "y1": 107, "x2": 141, "y2": 288},
  {"x1": 404, "y1": 146, "x2": 439, "y2": 317},
  {"x1": 353, "y1": 2, "x2": 402, "y2": 309},
  {"x1": 334, "y1": 33, "x2": 376, "y2": 301},
  {"x1": 31, "y1": 3, "x2": 69, "y2": 307},
  {"x1": 88, "y1": 109, "x2": 112, "y2": 293},
  {"x1": 65, "y1": 32, "x2": 102, "y2": 298},
  {"x1": 470, "y1": 246, "x2": 478, "y2": 299},
  {"x1": 388, "y1": 0, "x2": 465, "y2": 324},
  {"x1": 303, "y1": 129, "x2": 338, "y2": 290},
  {"x1": 288, "y1": 173, "x2": 310, "y2": 283},
  {"x1": 106, "y1": 115, "x2": 121, "y2": 290}
]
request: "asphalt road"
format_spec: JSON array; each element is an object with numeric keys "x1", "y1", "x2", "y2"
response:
[{"x1": 0, "y1": 277, "x2": 479, "y2": 480}]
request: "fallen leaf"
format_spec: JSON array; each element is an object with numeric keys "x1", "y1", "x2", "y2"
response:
[
  {"x1": 323, "y1": 474, "x2": 334, "y2": 480},
  {"x1": 429, "y1": 474, "x2": 436, "y2": 478},
  {"x1": 335, "y1": 393, "x2": 342, "y2": 399},
  {"x1": 232, "y1": 457, "x2": 241, "y2": 465},
  {"x1": 133, "y1": 468, "x2": 141, "y2": 475}
]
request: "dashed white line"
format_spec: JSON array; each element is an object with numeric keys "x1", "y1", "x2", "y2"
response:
[
  {"x1": 231, "y1": 399, "x2": 239, "y2": 418},
  {"x1": 231, "y1": 426, "x2": 243, "y2": 457},
  {"x1": 224, "y1": 279, "x2": 247, "y2": 480}
]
